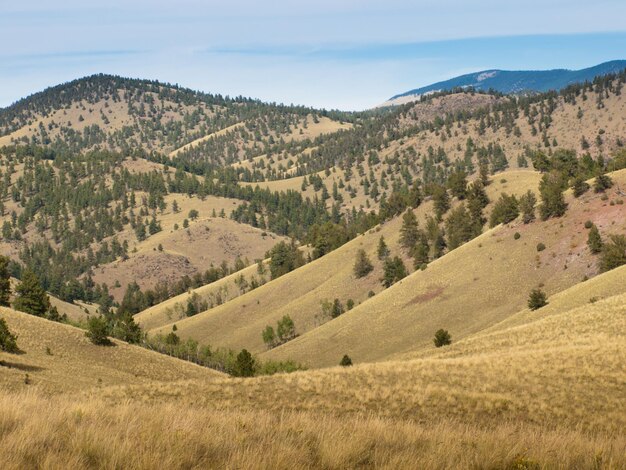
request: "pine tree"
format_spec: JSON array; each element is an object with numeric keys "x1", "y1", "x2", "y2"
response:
[
  {"x1": 382, "y1": 256, "x2": 407, "y2": 288},
  {"x1": 539, "y1": 173, "x2": 567, "y2": 220},
  {"x1": 432, "y1": 186, "x2": 450, "y2": 220},
  {"x1": 600, "y1": 235, "x2": 626, "y2": 272},
  {"x1": 353, "y1": 249, "x2": 374, "y2": 278},
  {"x1": 447, "y1": 170, "x2": 468, "y2": 199},
  {"x1": 571, "y1": 176, "x2": 590, "y2": 197},
  {"x1": 0, "y1": 317, "x2": 19, "y2": 353},
  {"x1": 340, "y1": 355, "x2": 353, "y2": 366},
  {"x1": 399, "y1": 209, "x2": 419, "y2": 252},
  {"x1": 433, "y1": 329, "x2": 452, "y2": 347},
  {"x1": 86, "y1": 316, "x2": 111, "y2": 345},
  {"x1": 412, "y1": 234, "x2": 430, "y2": 268},
  {"x1": 445, "y1": 205, "x2": 474, "y2": 250},
  {"x1": 0, "y1": 255, "x2": 11, "y2": 307},
  {"x1": 377, "y1": 236, "x2": 390, "y2": 260},
  {"x1": 13, "y1": 270, "x2": 51, "y2": 318},
  {"x1": 519, "y1": 190, "x2": 537, "y2": 224},
  {"x1": 587, "y1": 224, "x2": 603, "y2": 254},
  {"x1": 489, "y1": 193, "x2": 519, "y2": 227},
  {"x1": 528, "y1": 289, "x2": 548, "y2": 310},
  {"x1": 234, "y1": 349, "x2": 255, "y2": 377},
  {"x1": 593, "y1": 174, "x2": 613, "y2": 193}
]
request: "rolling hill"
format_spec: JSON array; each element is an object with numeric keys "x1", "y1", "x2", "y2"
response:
[{"x1": 1, "y1": 69, "x2": 626, "y2": 469}]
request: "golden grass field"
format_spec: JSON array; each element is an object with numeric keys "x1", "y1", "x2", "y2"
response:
[{"x1": 1, "y1": 280, "x2": 624, "y2": 468}]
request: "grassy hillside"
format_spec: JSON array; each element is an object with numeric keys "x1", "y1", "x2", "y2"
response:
[
  {"x1": 149, "y1": 170, "x2": 538, "y2": 352},
  {"x1": 135, "y1": 260, "x2": 273, "y2": 331},
  {"x1": 0, "y1": 307, "x2": 220, "y2": 394},
  {"x1": 152, "y1": 169, "x2": 625, "y2": 366},
  {"x1": 266, "y1": 170, "x2": 625, "y2": 367},
  {"x1": 3, "y1": 285, "x2": 623, "y2": 468}
]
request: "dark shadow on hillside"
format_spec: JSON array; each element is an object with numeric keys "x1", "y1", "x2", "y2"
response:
[{"x1": 0, "y1": 359, "x2": 45, "y2": 372}]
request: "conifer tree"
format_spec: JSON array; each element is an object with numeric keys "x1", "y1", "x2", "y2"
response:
[
  {"x1": 234, "y1": 349, "x2": 255, "y2": 377},
  {"x1": 382, "y1": 256, "x2": 407, "y2": 288},
  {"x1": 340, "y1": 355, "x2": 353, "y2": 366},
  {"x1": 377, "y1": 236, "x2": 390, "y2": 260},
  {"x1": 539, "y1": 173, "x2": 567, "y2": 219},
  {"x1": 445, "y1": 205, "x2": 474, "y2": 250},
  {"x1": 528, "y1": 288, "x2": 548, "y2": 310},
  {"x1": 399, "y1": 209, "x2": 419, "y2": 252},
  {"x1": 519, "y1": 190, "x2": 537, "y2": 224},
  {"x1": 600, "y1": 235, "x2": 626, "y2": 272},
  {"x1": 587, "y1": 224, "x2": 603, "y2": 254},
  {"x1": 433, "y1": 329, "x2": 452, "y2": 347},
  {"x1": 0, "y1": 255, "x2": 10, "y2": 307},
  {"x1": 13, "y1": 270, "x2": 51, "y2": 318},
  {"x1": 0, "y1": 317, "x2": 19, "y2": 353},
  {"x1": 489, "y1": 193, "x2": 519, "y2": 227},
  {"x1": 353, "y1": 249, "x2": 374, "y2": 278}
]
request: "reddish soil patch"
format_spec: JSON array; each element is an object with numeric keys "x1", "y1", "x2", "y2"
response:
[{"x1": 406, "y1": 285, "x2": 445, "y2": 306}]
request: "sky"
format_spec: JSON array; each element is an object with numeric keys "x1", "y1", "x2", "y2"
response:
[{"x1": 1, "y1": 1, "x2": 626, "y2": 110}]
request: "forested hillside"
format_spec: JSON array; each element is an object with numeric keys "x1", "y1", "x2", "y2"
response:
[{"x1": 0, "y1": 70, "x2": 625, "y2": 364}]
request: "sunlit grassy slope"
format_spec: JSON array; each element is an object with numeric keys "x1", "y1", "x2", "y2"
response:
[
  {"x1": 1, "y1": 269, "x2": 624, "y2": 468},
  {"x1": 145, "y1": 171, "x2": 519, "y2": 351},
  {"x1": 135, "y1": 260, "x2": 272, "y2": 331},
  {"x1": 0, "y1": 307, "x2": 220, "y2": 394},
  {"x1": 152, "y1": 169, "x2": 625, "y2": 367},
  {"x1": 267, "y1": 170, "x2": 626, "y2": 367}
]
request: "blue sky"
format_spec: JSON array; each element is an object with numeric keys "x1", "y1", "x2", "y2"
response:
[{"x1": 1, "y1": 1, "x2": 626, "y2": 110}]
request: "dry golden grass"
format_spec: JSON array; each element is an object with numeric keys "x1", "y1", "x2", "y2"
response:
[
  {"x1": 265, "y1": 170, "x2": 625, "y2": 367},
  {"x1": 1, "y1": 391, "x2": 623, "y2": 470},
  {"x1": 0, "y1": 307, "x2": 220, "y2": 394},
  {"x1": 2, "y1": 286, "x2": 624, "y2": 468},
  {"x1": 160, "y1": 169, "x2": 625, "y2": 367}
]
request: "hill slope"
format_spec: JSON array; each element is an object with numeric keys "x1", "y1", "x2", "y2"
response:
[{"x1": 0, "y1": 307, "x2": 220, "y2": 394}]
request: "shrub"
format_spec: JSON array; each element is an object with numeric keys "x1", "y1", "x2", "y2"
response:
[
  {"x1": 528, "y1": 289, "x2": 548, "y2": 310},
  {"x1": 85, "y1": 316, "x2": 111, "y2": 346},
  {"x1": 0, "y1": 317, "x2": 19, "y2": 353},
  {"x1": 433, "y1": 329, "x2": 452, "y2": 347},
  {"x1": 514, "y1": 232, "x2": 521, "y2": 240},
  {"x1": 340, "y1": 355, "x2": 353, "y2": 366},
  {"x1": 584, "y1": 220, "x2": 593, "y2": 229},
  {"x1": 536, "y1": 243, "x2": 546, "y2": 252}
]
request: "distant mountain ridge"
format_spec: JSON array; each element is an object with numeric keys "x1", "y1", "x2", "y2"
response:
[{"x1": 384, "y1": 60, "x2": 626, "y2": 106}]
